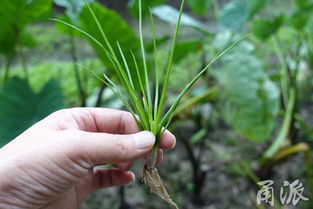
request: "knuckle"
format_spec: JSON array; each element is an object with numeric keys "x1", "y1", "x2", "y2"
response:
[
  {"x1": 117, "y1": 111, "x2": 138, "y2": 134},
  {"x1": 117, "y1": 113, "x2": 127, "y2": 134},
  {"x1": 112, "y1": 135, "x2": 129, "y2": 158}
]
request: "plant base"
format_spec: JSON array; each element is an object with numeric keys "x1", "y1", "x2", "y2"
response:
[{"x1": 143, "y1": 167, "x2": 179, "y2": 209}]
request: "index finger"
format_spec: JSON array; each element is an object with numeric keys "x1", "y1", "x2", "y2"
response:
[
  {"x1": 40, "y1": 108, "x2": 139, "y2": 134},
  {"x1": 39, "y1": 108, "x2": 176, "y2": 149}
]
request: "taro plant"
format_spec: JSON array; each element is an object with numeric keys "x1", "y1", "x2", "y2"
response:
[
  {"x1": 0, "y1": 0, "x2": 52, "y2": 84},
  {"x1": 0, "y1": 77, "x2": 64, "y2": 147},
  {"x1": 217, "y1": 0, "x2": 313, "y2": 197},
  {"x1": 53, "y1": 0, "x2": 242, "y2": 207},
  {"x1": 248, "y1": 1, "x2": 313, "y2": 192}
]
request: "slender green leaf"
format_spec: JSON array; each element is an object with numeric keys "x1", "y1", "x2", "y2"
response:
[
  {"x1": 157, "y1": 0, "x2": 186, "y2": 126},
  {"x1": 128, "y1": 0, "x2": 165, "y2": 17},
  {"x1": 80, "y1": 2, "x2": 141, "y2": 74}
]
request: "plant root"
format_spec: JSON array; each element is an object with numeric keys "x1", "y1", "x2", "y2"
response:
[{"x1": 143, "y1": 166, "x2": 179, "y2": 209}]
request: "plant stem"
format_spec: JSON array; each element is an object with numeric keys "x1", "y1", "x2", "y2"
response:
[
  {"x1": 70, "y1": 35, "x2": 86, "y2": 107},
  {"x1": 211, "y1": 0, "x2": 220, "y2": 20},
  {"x1": 118, "y1": 186, "x2": 130, "y2": 209},
  {"x1": 179, "y1": 133, "x2": 201, "y2": 195},
  {"x1": 156, "y1": 0, "x2": 185, "y2": 124},
  {"x1": 18, "y1": 48, "x2": 29, "y2": 80},
  {"x1": 4, "y1": 55, "x2": 13, "y2": 83},
  {"x1": 95, "y1": 83, "x2": 106, "y2": 107},
  {"x1": 262, "y1": 143, "x2": 313, "y2": 198},
  {"x1": 146, "y1": 145, "x2": 158, "y2": 169},
  {"x1": 262, "y1": 88, "x2": 296, "y2": 160},
  {"x1": 271, "y1": 143, "x2": 309, "y2": 162},
  {"x1": 272, "y1": 36, "x2": 289, "y2": 108}
]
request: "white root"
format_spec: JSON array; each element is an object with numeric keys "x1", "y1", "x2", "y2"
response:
[{"x1": 143, "y1": 167, "x2": 179, "y2": 209}]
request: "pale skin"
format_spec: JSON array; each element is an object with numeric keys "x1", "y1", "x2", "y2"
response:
[{"x1": 0, "y1": 108, "x2": 176, "y2": 209}]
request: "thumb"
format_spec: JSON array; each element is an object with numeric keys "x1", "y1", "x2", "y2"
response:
[{"x1": 64, "y1": 130, "x2": 156, "y2": 166}]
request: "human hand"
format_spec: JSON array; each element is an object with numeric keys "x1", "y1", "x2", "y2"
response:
[{"x1": 0, "y1": 108, "x2": 176, "y2": 209}]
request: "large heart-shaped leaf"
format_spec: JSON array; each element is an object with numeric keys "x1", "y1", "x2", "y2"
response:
[
  {"x1": 213, "y1": 36, "x2": 280, "y2": 142},
  {"x1": 219, "y1": 0, "x2": 248, "y2": 32},
  {"x1": 0, "y1": 78, "x2": 64, "y2": 146},
  {"x1": 219, "y1": 0, "x2": 270, "y2": 32}
]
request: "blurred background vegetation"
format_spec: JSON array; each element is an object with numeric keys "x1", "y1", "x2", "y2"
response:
[{"x1": 1, "y1": 0, "x2": 313, "y2": 208}]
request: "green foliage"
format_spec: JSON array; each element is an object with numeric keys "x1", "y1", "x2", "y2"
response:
[
  {"x1": 0, "y1": 0, "x2": 52, "y2": 55},
  {"x1": 219, "y1": 0, "x2": 248, "y2": 32},
  {"x1": 152, "y1": 5, "x2": 208, "y2": 34},
  {"x1": 55, "y1": 15, "x2": 82, "y2": 36},
  {"x1": 251, "y1": 15, "x2": 284, "y2": 40},
  {"x1": 128, "y1": 0, "x2": 165, "y2": 17},
  {"x1": 219, "y1": 0, "x2": 269, "y2": 32},
  {"x1": 190, "y1": 128, "x2": 207, "y2": 145},
  {"x1": 306, "y1": 18, "x2": 313, "y2": 39},
  {"x1": 79, "y1": 2, "x2": 140, "y2": 67},
  {"x1": 2, "y1": 59, "x2": 104, "y2": 106},
  {"x1": 287, "y1": 0, "x2": 313, "y2": 30},
  {"x1": 145, "y1": 36, "x2": 170, "y2": 53},
  {"x1": 0, "y1": 0, "x2": 52, "y2": 27},
  {"x1": 289, "y1": 11, "x2": 309, "y2": 30},
  {"x1": 247, "y1": 0, "x2": 270, "y2": 19},
  {"x1": 187, "y1": 0, "x2": 212, "y2": 15},
  {"x1": 54, "y1": 0, "x2": 94, "y2": 24},
  {"x1": 295, "y1": 0, "x2": 313, "y2": 8},
  {"x1": 0, "y1": 78, "x2": 64, "y2": 146},
  {"x1": 54, "y1": 0, "x2": 94, "y2": 36},
  {"x1": 55, "y1": 0, "x2": 241, "y2": 166},
  {"x1": 54, "y1": 2, "x2": 141, "y2": 67},
  {"x1": 213, "y1": 35, "x2": 280, "y2": 142},
  {"x1": 173, "y1": 40, "x2": 202, "y2": 63}
]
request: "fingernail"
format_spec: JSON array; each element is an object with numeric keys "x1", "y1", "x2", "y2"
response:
[
  {"x1": 134, "y1": 131, "x2": 155, "y2": 151},
  {"x1": 128, "y1": 171, "x2": 136, "y2": 181},
  {"x1": 170, "y1": 133, "x2": 176, "y2": 149}
]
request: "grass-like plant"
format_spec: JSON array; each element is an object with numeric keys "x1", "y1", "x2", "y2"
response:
[{"x1": 53, "y1": 0, "x2": 242, "y2": 207}]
